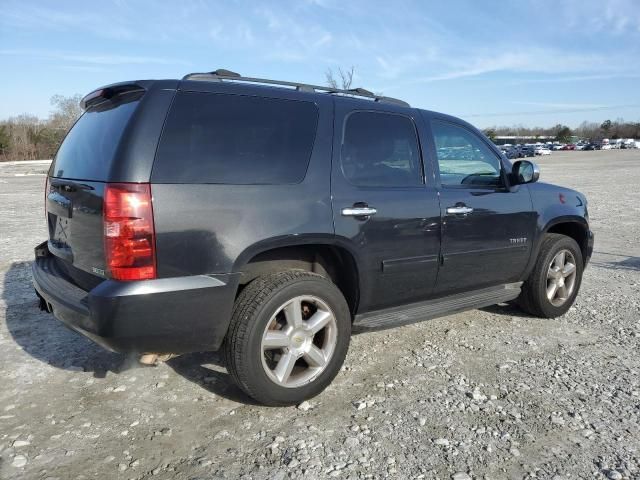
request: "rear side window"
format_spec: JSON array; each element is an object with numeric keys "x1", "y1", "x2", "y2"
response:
[
  {"x1": 153, "y1": 92, "x2": 318, "y2": 184},
  {"x1": 51, "y1": 92, "x2": 141, "y2": 180},
  {"x1": 341, "y1": 111, "x2": 423, "y2": 187}
]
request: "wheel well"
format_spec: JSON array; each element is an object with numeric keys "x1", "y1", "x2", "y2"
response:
[
  {"x1": 238, "y1": 245, "x2": 360, "y2": 316},
  {"x1": 546, "y1": 222, "x2": 588, "y2": 263}
]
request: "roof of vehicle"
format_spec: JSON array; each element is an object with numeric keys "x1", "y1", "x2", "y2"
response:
[
  {"x1": 80, "y1": 70, "x2": 491, "y2": 142},
  {"x1": 181, "y1": 69, "x2": 411, "y2": 107}
]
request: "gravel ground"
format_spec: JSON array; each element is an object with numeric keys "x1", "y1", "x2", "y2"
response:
[{"x1": 1, "y1": 151, "x2": 639, "y2": 480}]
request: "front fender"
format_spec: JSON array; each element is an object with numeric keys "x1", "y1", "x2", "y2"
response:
[{"x1": 522, "y1": 182, "x2": 591, "y2": 278}]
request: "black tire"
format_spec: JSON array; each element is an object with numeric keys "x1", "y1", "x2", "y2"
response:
[
  {"x1": 224, "y1": 271, "x2": 351, "y2": 406},
  {"x1": 518, "y1": 233, "x2": 584, "y2": 318}
]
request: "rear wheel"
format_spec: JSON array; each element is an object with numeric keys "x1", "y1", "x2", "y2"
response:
[
  {"x1": 518, "y1": 233, "x2": 583, "y2": 318},
  {"x1": 224, "y1": 271, "x2": 351, "y2": 406}
]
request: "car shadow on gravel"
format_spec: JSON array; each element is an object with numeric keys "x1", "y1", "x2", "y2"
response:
[
  {"x1": 167, "y1": 352, "x2": 259, "y2": 405},
  {"x1": 480, "y1": 301, "x2": 540, "y2": 318},
  {"x1": 4, "y1": 261, "x2": 257, "y2": 403},
  {"x1": 4, "y1": 261, "x2": 155, "y2": 378},
  {"x1": 592, "y1": 252, "x2": 640, "y2": 272}
]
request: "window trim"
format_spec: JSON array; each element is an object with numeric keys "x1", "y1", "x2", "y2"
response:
[
  {"x1": 339, "y1": 109, "x2": 426, "y2": 189},
  {"x1": 430, "y1": 119, "x2": 508, "y2": 191}
]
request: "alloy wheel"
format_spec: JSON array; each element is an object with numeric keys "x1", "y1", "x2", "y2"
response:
[
  {"x1": 546, "y1": 249, "x2": 577, "y2": 307},
  {"x1": 260, "y1": 295, "x2": 338, "y2": 388}
]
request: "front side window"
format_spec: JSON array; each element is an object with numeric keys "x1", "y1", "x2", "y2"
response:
[
  {"x1": 431, "y1": 121, "x2": 503, "y2": 187},
  {"x1": 341, "y1": 112, "x2": 423, "y2": 187},
  {"x1": 153, "y1": 92, "x2": 318, "y2": 184}
]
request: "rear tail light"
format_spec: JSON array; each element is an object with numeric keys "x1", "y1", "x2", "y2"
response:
[{"x1": 104, "y1": 183, "x2": 156, "y2": 281}]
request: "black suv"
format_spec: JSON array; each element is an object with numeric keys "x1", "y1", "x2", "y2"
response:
[{"x1": 33, "y1": 70, "x2": 594, "y2": 405}]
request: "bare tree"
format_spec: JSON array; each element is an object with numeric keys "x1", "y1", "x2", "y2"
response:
[
  {"x1": 325, "y1": 66, "x2": 355, "y2": 90},
  {"x1": 49, "y1": 94, "x2": 83, "y2": 132},
  {"x1": 0, "y1": 94, "x2": 82, "y2": 161}
]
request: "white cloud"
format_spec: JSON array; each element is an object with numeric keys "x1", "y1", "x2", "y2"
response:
[
  {"x1": 0, "y1": 4, "x2": 136, "y2": 40},
  {"x1": 512, "y1": 101, "x2": 607, "y2": 109},
  {"x1": 0, "y1": 49, "x2": 189, "y2": 66},
  {"x1": 561, "y1": 0, "x2": 640, "y2": 34}
]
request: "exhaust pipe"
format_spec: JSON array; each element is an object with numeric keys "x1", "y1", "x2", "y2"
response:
[
  {"x1": 37, "y1": 296, "x2": 53, "y2": 313},
  {"x1": 139, "y1": 353, "x2": 176, "y2": 366}
]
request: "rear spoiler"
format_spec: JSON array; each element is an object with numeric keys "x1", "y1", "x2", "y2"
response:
[{"x1": 81, "y1": 82, "x2": 147, "y2": 110}]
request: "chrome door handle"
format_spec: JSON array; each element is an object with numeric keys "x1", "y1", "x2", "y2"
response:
[
  {"x1": 341, "y1": 207, "x2": 377, "y2": 217},
  {"x1": 446, "y1": 206, "x2": 474, "y2": 215}
]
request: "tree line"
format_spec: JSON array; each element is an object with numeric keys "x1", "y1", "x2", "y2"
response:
[
  {"x1": 0, "y1": 94, "x2": 82, "y2": 161},
  {"x1": 483, "y1": 119, "x2": 640, "y2": 144},
  {"x1": 1, "y1": 90, "x2": 639, "y2": 161}
]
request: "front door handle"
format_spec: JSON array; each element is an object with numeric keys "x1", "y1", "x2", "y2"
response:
[
  {"x1": 446, "y1": 205, "x2": 474, "y2": 215},
  {"x1": 341, "y1": 206, "x2": 377, "y2": 217}
]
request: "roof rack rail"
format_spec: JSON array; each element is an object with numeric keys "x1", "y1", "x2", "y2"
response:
[{"x1": 181, "y1": 69, "x2": 410, "y2": 107}]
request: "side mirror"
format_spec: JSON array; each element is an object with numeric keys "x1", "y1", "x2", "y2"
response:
[{"x1": 511, "y1": 160, "x2": 540, "y2": 185}]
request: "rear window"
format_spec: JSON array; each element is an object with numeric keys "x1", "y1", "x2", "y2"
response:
[
  {"x1": 51, "y1": 92, "x2": 141, "y2": 180},
  {"x1": 152, "y1": 92, "x2": 318, "y2": 184}
]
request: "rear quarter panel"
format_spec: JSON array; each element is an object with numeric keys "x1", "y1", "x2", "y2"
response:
[{"x1": 151, "y1": 86, "x2": 335, "y2": 277}]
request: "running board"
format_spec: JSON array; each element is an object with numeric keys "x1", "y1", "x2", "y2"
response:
[{"x1": 353, "y1": 282, "x2": 522, "y2": 332}]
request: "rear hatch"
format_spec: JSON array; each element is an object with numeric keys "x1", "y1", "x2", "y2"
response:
[{"x1": 46, "y1": 86, "x2": 144, "y2": 289}]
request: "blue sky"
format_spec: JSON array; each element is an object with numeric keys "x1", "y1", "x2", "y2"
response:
[{"x1": 1, "y1": 0, "x2": 639, "y2": 128}]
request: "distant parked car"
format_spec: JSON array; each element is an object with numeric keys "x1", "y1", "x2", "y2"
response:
[
  {"x1": 535, "y1": 146, "x2": 551, "y2": 156},
  {"x1": 601, "y1": 144, "x2": 612, "y2": 150},
  {"x1": 520, "y1": 145, "x2": 535, "y2": 157},
  {"x1": 500, "y1": 147, "x2": 519, "y2": 159},
  {"x1": 552, "y1": 144, "x2": 565, "y2": 150},
  {"x1": 583, "y1": 143, "x2": 599, "y2": 151},
  {"x1": 562, "y1": 144, "x2": 576, "y2": 151}
]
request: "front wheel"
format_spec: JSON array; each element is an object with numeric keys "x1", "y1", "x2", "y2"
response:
[
  {"x1": 518, "y1": 233, "x2": 584, "y2": 318},
  {"x1": 224, "y1": 271, "x2": 351, "y2": 406}
]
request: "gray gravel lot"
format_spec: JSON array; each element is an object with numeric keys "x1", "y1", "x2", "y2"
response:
[{"x1": 1, "y1": 151, "x2": 639, "y2": 479}]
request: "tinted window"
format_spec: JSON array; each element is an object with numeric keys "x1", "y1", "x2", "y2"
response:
[
  {"x1": 432, "y1": 121, "x2": 503, "y2": 187},
  {"x1": 52, "y1": 92, "x2": 141, "y2": 180},
  {"x1": 153, "y1": 92, "x2": 318, "y2": 184},
  {"x1": 341, "y1": 112, "x2": 422, "y2": 187}
]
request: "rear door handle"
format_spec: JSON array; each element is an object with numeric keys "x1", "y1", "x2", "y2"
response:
[
  {"x1": 341, "y1": 206, "x2": 377, "y2": 217},
  {"x1": 446, "y1": 205, "x2": 474, "y2": 215}
]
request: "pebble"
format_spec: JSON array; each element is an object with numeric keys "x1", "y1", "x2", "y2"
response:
[
  {"x1": 452, "y1": 473, "x2": 471, "y2": 480},
  {"x1": 344, "y1": 437, "x2": 359, "y2": 448},
  {"x1": 297, "y1": 401, "x2": 312, "y2": 411},
  {"x1": 434, "y1": 438, "x2": 450, "y2": 446},
  {"x1": 607, "y1": 471, "x2": 623, "y2": 480},
  {"x1": 12, "y1": 455, "x2": 27, "y2": 468},
  {"x1": 467, "y1": 389, "x2": 487, "y2": 401}
]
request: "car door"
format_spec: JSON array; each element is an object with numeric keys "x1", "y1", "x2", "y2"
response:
[
  {"x1": 425, "y1": 114, "x2": 536, "y2": 294},
  {"x1": 331, "y1": 98, "x2": 441, "y2": 312}
]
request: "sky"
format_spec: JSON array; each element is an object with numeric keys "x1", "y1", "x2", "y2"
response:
[{"x1": 1, "y1": 0, "x2": 639, "y2": 128}]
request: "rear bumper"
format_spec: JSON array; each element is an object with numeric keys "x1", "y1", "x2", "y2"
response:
[{"x1": 32, "y1": 242, "x2": 239, "y2": 354}]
